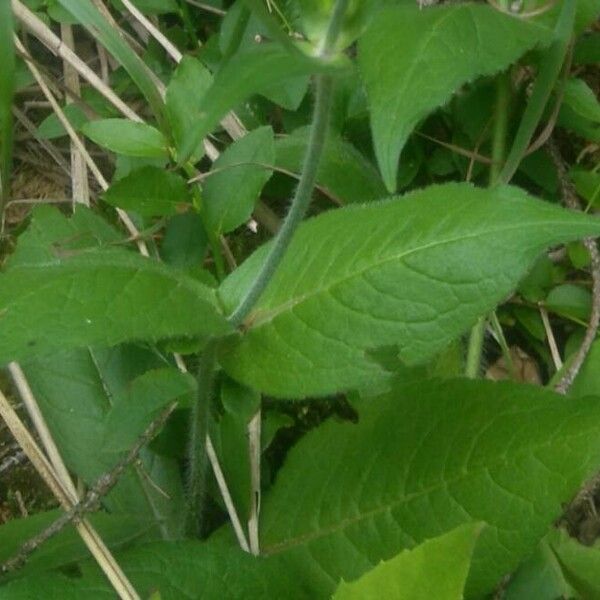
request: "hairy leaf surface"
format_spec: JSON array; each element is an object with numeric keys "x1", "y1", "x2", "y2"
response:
[
  {"x1": 359, "y1": 4, "x2": 553, "y2": 191},
  {"x1": 219, "y1": 184, "x2": 600, "y2": 398}
]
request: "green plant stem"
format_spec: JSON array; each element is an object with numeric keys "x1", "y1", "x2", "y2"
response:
[
  {"x1": 227, "y1": 0, "x2": 349, "y2": 327},
  {"x1": 465, "y1": 72, "x2": 510, "y2": 378},
  {"x1": 186, "y1": 339, "x2": 217, "y2": 537}
]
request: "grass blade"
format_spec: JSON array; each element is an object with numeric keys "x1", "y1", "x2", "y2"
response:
[{"x1": 0, "y1": 3, "x2": 15, "y2": 209}]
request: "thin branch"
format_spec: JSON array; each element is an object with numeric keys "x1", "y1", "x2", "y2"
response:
[
  {"x1": 548, "y1": 138, "x2": 600, "y2": 394},
  {"x1": 539, "y1": 306, "x2": 564, "y2": 371},
  {"x1": 1, "y1": 404, "x2": 175, "y2": 574},
  {"x1": 247, "y1": 411, "x2": 261, "y2": 555}
]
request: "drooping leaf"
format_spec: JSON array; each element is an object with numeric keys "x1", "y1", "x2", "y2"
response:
[
  {"x1": 358, "y1": 4, "x2": 553, "y2": 191},
  {"x1": 332, "y1": 524, "x2": 482, "y2": 600},
  {"x1": 0, "y1": 249, "x2": 230, "y2": 365},
  {"x1": 203, "y1": 126, "x2": 275, "y2": 234},
  {"x1": 258, "y1": 379, "x2": 600, "y2": 597},
  {"x1": 81, "y1": 119, "x2": 168, "y2": 158},
  {"x1": 104, "y1": 367, "x2": 197, "y2": 452},
  {"x1": 165, "y1": 56, "x2": 213, "y2": 158},
  {"x1": 275, "y1": 126, "x2": 387, "y2": 204},
  {"x1": 219, "y1": 183, "x2": 600, "y2": 398},
  {"x1": 103, "y1": 166, "x2": 191, "y2": 216},
  {"x1": 177, "y1": 42, "x2": 347, "y2": 164}
]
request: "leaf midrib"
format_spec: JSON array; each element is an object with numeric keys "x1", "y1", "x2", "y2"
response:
[{"x1": 246, "y1": 219, "x2": 589, "y2": 329}]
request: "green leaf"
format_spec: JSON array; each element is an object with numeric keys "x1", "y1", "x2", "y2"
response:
[
  {"x1": 0, "y1": 251, "x2": 230, "y2": 365},
  {"x1": 111, "y1": 0, "x2": 179, "y2": 14},
  {"x1": 561, "y1": 78, "x2": 600, "y2": 123},
  {"x1": 504, "y1": 535, "x2": 575, "y2": 600},
  {"x1": 81, "y1": 119, "x2": 168, "y2": 158},
  {"x1": 574, "y1": 33, "x2": 600, "y2": 65},
  {"x1": 160, "y1": 212, "x2": 208, "y2": 270},
  {"x1": 37, "y1": 104, "x2": 89, "y2": 139},
  {"x1": 259, "y1": 378, "x2": 600, "y2": 597},
  {"x1": 104, "y1": 367, "x2": 197, "y2": 452},
  {"x1": 103, "y1": 166, "x2": 191, "y2": 216},
  {"x1": 0, "y1": 510, "x2": 156, "y2": 579},
  {"x1": 56, "y1": 0, "x2": 165, "y2": 124},
  {"x1": 165, "y1": 56, "x2": 213, "y2": 158},
  {"x1": 569, "y1": 339, "x2": 600, "y2": 398},
  {"x1": 218, "y1": 183, "x2": 600, "y2": 398},
  {"x1": 570, "y1": 167, "x2": 600, "y2": 207},
  {"x1": 358, "y1": 4, "x2": 553, "y2": 191},
  {"x1": 204, "y1": 126, "x2": 275, "y2": 234},
  {"x1": 177, "y1": 42, "x2": 346, "y2": 164},
  {"x1": 275, "y1": 126, "x2": 387, "y2": 204},
  {"x1": 0, "y1": 1, "x2": 15, "y2": 204},
  {"x1": 545, "y1": 283, "x2": 591, "y2": 322},
  {"x1": 22, "y1": 346, "x2": 187, "y2": 538},
  {"x1": 333, "y1": 524, "x2": 482, "y2": 600},
  {"x1": 551, "y1": 529, "x2": 600, "y2": 598}
]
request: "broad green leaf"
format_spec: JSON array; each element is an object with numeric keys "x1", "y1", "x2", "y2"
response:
[
  {"x1": 22, "y1": 346, "x2": 187, "y2": 538},
  {"x1": 551, "y1": 529, "x2": 600, "y2": 597},
  {"x1": 219, "y1": 183, "x2": 600, "y2": 398},
  {"x1": 0, "y1": 510, "x2": 155, "y2": 580},
  {"x1": 0, "y1": 1, "x2": 15, "y2": 204},
  {"x1": 333, "y1": 524, "x2": 482, "y2": 600},
  {"x1": 275, "y1": 126, "x2": 387, "y2": 204},
  {"x1": 56, "y1": 0, "x2": 165, "y2": 124},
  {"x1": 165, "y1": 56, "x2": 212, "y2": 158},
  {"x1": 81, "y1": 119, "x2": 168, "y2": 158},
  {"x1": 103, "y1": 166, "x2": 191, "y2": 216},
  {"x1": 358, "y1": 4, "x2": 553, "y2": 191},
  {"x1": 561, "y1": 78, "x2": 600, "y2": 123},
  {"x1": 259, "y1": 379, "x2": 600, "y2": 597},
  {"x1": 204, "y1": 126, "x2": 275, "y2": 234},
  {"x1": 104, "y1": 367, "x2": 197, "y2": 452},
  {"x1": 177, "y1": 42, "x2": 346, "y2": 164},
  {"x1": 0, "y1": 250, "x2": 230, "y2": 365}
]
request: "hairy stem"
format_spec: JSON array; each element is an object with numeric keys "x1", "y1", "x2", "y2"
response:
[
  {"x1": 465, "y1": 72, "x2": 510, "y2": 378},
  {"x1": 227, "y1": 0, "x2": 349, "y2": 327}
]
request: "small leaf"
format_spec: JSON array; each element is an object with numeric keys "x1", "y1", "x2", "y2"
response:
[
  {"x1": 166, "y1": 56, "x2": 213, "y2": 158},
  {"x1": 0, "y1": 250, "x2": 230, "y2": 365},
  {"x1": 104, "y1": 368, "x2": 197, "y2": 452},
  {"x1": 275, "y1": 126, "x2": 387, "y2": 204},
  {"x1": 561, "y1": 78, "x2": 600, "y2": 123},
  {"x1": 103, "y1": 166, "x2": 191, "y2": 216},
  {"x1": 259, "y1": 378, "x2": 600, "y2": 597},
  {"x1": 81, "y1": 119, "x2": 168, "y2": 158},
  {"x1": 37, "y1": 104, "x2": 89, "y2": 139},
  {"x1": 333, "y1": 524, "x2": 482, "y2": 600},
  {"x1": 545, "y1": 283, "x2": 592, "y2": 322},
  {"x1": 178, "y1": 42, "x2": 346, "y2": 164},
  {"x1": 204, "y1": 126, "x2": 275, "y2": 234},
  {"x1": 358, "y1": 4, "x2": 553, "y2": 191},
  {"x1": 219, "y1": 183, "x2": 600, "y2": 398}
]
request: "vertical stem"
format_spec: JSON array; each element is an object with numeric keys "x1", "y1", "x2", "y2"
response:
[
  {"x1": 186, "y1": 340, "x2": 217, "y2": 537},
  {"x1": 465, "y1": 72, "x2": 510, "y2": 378},
  {"x1": 227, "y1": 0, "x2": 349, "y2": 327}
]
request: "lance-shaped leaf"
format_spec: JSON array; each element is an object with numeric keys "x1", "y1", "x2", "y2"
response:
[
  {"x1": 219, "y1": 183, "x2": 600, "y2": 398},
  {"x1": 358, "y1": 4, "x2": 553, "y2": 191},
  {"x1": 259, "y1": 379, "x2": 600, "y2": 597},
  {"x1": 0, "y1": 250, "x2": 230, "y2": 365}
]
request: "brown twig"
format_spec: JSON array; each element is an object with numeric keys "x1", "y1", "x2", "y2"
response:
[
  {"x1": 548, "y1": 138, "x2": 600, "y2": 394},
  {"x1": 1, "y1": 403, "x2": 175, "y2": 574}
]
